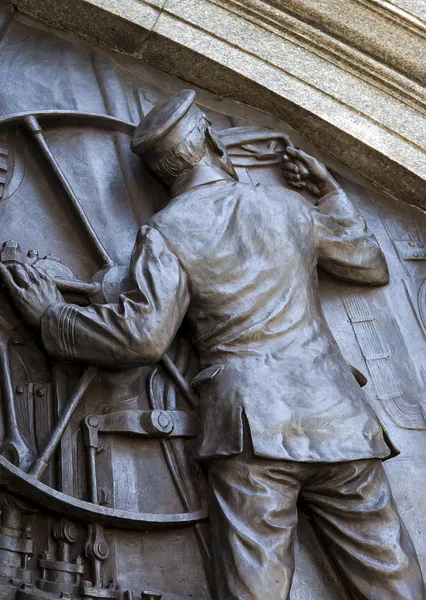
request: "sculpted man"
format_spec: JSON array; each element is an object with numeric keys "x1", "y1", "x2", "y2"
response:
[{"x1": 1, "y1": 90, "x2": 424, "y2": 599}]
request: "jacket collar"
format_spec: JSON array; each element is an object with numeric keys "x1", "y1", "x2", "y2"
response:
[{"x1": 171, "y1": 163, "x2": 235, "y2": 198}]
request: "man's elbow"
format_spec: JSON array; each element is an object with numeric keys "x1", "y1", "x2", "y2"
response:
[
  {"x1": 366, "y1": 265, "x2": 389, "y2": 286},
  {"x1": 125, "y1": 333, "x2": 169, "y2": 366},
  {"x1": 362, "y1": 250, "x2": 389, "y2": 287},
  {"x1": 337, "y1": 254, "x2": 389, "y2": 287},
  {"x1": 145, "y1": 339, "x2": 169, "y2": 364}
]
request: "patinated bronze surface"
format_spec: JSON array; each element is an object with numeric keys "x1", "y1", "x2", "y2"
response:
[
  {"x1": 0, "y1": 2, "x2": 425, "y2": 599},
  {"x1": 1, "y1": 86, "x2": 424, "y2": 598}
]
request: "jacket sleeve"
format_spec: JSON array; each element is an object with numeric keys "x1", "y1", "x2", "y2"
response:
[
  {"x1": 313, "y1": 188, "x2": 389, "y2": 285},
  {"x1": 40, "y1": 225, "x2": 190, "y2": 368}
]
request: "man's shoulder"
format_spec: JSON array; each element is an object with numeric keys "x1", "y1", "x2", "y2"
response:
[
  {"x1": 262, "y1": 182, "x2": 314, "y2": 206},
  {"x1": 148, "y1": 180, "x2": 312, "y2": 237},
  {"x1": 149, "y1": 180, "x2": 243, "y2": 228}
]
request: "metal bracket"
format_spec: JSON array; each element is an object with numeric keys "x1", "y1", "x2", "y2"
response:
[
  {"x1": 395, "y1": 240, "x2": 426, "y2": 260},
  {"x1": 88, "y1": 409, "x2": 197, "y2": 439}
]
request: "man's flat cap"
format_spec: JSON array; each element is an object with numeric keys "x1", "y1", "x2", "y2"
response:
[{"x1": 131, "y1": 89, "x2": 202, "y2": 157}]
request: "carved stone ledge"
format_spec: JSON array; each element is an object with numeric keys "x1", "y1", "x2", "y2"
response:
[
  {"x1": 390, "y1": 0, "x2": 426, "y2": 22},
  {"x1": 265, "y1": 0, "x2": 426, "y2": 84}
]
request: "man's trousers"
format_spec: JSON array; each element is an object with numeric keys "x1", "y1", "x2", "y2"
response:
[{"x1": 207, "y1": 450, "x2": 425, "y2": 599}]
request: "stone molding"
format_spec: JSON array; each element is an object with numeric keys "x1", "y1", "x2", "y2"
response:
[
  {"x1": 357, "y1": 0, "x2": 426, "y2": 38},
  {"x1": 389, "y1": 0, "x2": 426, "y2": 22},
  {"x1": 9, "y1": 0, "x2": 426, "y2": 207},
  {"x1": 265, "y1": 0, "x2": 426, "y2": 84},
  {"x1": 215, "y1": 0, "x2": 426, "y2": 114}
]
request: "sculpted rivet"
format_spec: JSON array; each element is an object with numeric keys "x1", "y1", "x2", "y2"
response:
[
  {"x1": 157, "y1": 412, "x2": 169, "y2": 430},
  {"x1": 149, "y1": 410, "x2": 174, "y2": 435}
]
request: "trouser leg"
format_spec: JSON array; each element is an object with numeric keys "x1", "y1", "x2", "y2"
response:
[
  {"x1": 207, "y1": 454, "x2": 301, "y2": 600},
  {"x1": 303, "y1": 459, "x2": 425, "y2": 600}
]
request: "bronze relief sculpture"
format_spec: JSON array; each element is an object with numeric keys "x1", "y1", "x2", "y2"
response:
[{"x1": 0, "y1": 88, "x2": 424, "y2": 600}]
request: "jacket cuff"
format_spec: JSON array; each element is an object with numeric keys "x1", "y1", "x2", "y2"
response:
[
  {"x1": 317, "y1": 188, "x2": 358, "y2": 219},
  {"x1": 41, "y1": 302, "x2": 79, "y2": 360},
  {"x1": 317, "y1": 188, "x2": 345, "y2": 205}
]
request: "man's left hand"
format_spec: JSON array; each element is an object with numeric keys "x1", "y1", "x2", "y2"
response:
[
  {"x1": 281, "y1": 147, "x2": 340, "y2": 197},
  {"x1": 0, "y1": 263, "x2": 64, "y2": 330}
]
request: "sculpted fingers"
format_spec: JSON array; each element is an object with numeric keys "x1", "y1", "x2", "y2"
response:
[
  {"x1": 282, "y1": 162, "x2": 299, "y2": 174},
  {"x1": 288, "y1": 180, "x2": 306, "y2": 190},
  {"x1": 287, "y1": 173, "x2": 301, "y2": 182},
  {"x1": 280, "y1": 133, "x2": 291, "y2": 148},
  {"x1": 0, "y1": 263, "x2": 22, "y2": 294},
  {"x1": 285, "y1": 146, "x2": 333, "y2": 194},
  {"x1": 34, "y1": 266, "x2": 51, "y2": 281},
  {"x1": 25, "y1": 264, "x2": 51, "y2": 285},
  {"x1": 4, "y1": 264, "x2": 31, "y2": 289},
  {"x1": 306, "y1": 182, "x2": 322, "y2": 197},
  {"x1": 285, "y1": 146, "x2": 304, "y2": 161},
  {"x1": 281, "y1": 159, "x2": 309, "y2": 182},
  {"x1": 33, "y1": 265, "x2": 63, "y2": 301},
  {"x1": 282, "y1": 150, "x2": 311, "y2": 179},
  {"x1": 285, "y1": 146, "x2": 317, "y2": 169},
  {"x1": 23, "y1": 263, "x2": 43, "y2": 284},
  {"x1": 296, "y1": 163, "x2": 310, "y2": 178}
]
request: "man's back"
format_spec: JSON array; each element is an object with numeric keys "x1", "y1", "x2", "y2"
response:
[
  {"x1": 151, "y1": 179, "x2": 322, "y2": 359},
  {"x1": 151, "y1": 177, "x2": 394, "y2": 463}
]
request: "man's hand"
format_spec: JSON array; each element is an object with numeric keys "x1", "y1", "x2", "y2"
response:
[
  {"x1": 0, "y1": 263, "x2": 64, "y2": 330},
  {"x1": 281, "y1": 146, "x2": 340, "y2": 198}
]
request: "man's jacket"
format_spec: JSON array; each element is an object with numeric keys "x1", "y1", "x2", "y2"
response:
[{"x1": 41, "y1": 164, "x2": 396, "y2": 462}]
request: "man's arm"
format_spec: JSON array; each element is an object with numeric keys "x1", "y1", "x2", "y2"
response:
[
  {"x1": 282, "y1": 146, "x2": 389, "y2": 286},
  {"x1": 2, "y1": 225, "x2": 190, "y2": 368},
  {"x1": 313, "y1": 188, "x2": 389, "y2": 285}
]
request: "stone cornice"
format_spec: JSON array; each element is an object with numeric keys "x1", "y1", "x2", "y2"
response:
[
  {"x1": 265, "y1": 0, "x2": 426, "y2": 85},
  {"x1": 212, "y1": 0, "x2": 426, "y2": 116},
  {"x1": 356, "y1": 0, "x2": 426, "y2": 36},
  {"x1": 389, "y1": 0, "x2": 426, "y2": 23}
]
